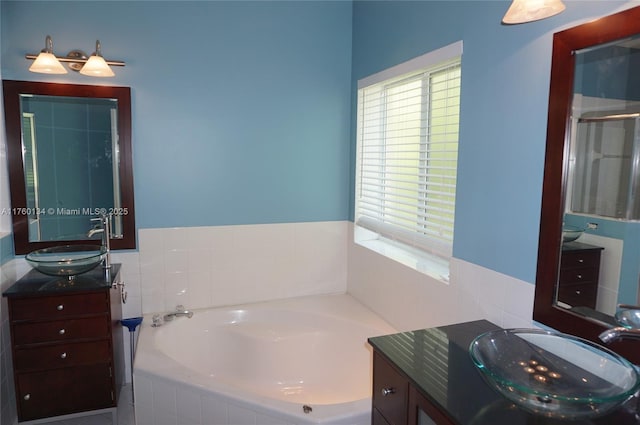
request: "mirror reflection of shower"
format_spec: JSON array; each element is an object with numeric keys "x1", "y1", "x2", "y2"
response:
[
  {"x1": 21, "y1": 113, "x2": 41, "y2": 240},
  {"x1": 570, "y1": 114, "x2": 640, "y2": 220},
  {"x1": 562, "y1": 97, "x2": 640, "y2": 316}
]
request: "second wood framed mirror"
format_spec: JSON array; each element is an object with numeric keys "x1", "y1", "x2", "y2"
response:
[{"x1": 534, "y1": 6, "x2": 640, "y2": 364}]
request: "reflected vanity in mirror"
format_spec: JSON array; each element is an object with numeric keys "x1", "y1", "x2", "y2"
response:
[
  {"x1": 3, "y1": 80, "x2": 135, "y2": 254},
  {"x1": 534, "y1": 6, "x2": 640, "y2": 363}
]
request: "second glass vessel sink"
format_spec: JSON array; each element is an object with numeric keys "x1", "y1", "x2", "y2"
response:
[
  {"x1": 25, "y1": 245, "x2": 106, "y2": 279},
  {"x1": 615, "y1": 308, "x2": 640, "y2": 329},
  {"x1": 469, "y1": 328, "x2": 640, "y2": 419},
  {"x1": 562, "y1": 225, "x2": 584, "y2": 243}
]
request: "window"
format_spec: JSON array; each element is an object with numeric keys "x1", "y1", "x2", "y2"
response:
[{"x1": 354, "y1": 42, "x2": 462, "y2": 279}]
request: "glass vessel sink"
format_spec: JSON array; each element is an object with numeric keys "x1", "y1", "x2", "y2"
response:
[
  {"x1": 562, "y1": 225, "x2": 584, "y2": 243},
  {"x1": 26, "y1": 245, "x2": 106, "y2": 278},
  {"x1": 469, "y1": 328, "x2": 640, "y2": 419}
]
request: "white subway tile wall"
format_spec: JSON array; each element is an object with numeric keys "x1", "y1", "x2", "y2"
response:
[
  {"x1": 347, "y1": 221, "x2": 536, "y2": 332},
  {"x1": 137, "y1": 221, "x2": 349, "y2": 314}
]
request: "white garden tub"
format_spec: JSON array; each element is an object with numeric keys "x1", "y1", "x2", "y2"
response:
[{"x1": 133, "y1": 294, "x2": 396, "y2": 425}]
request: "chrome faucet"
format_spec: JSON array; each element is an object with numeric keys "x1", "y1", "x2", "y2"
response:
[
  {"x1": 163, "y1": 305, "x2": 194, "y2": 321},
  {"x1": 599, "y1": 327, "x2": 640, "y2": 344},
  {"x1": 87, "y1": 213, "x2": 112, "y2": 271},
  {"x1": 599, "y1": 305, "x2": 640, "y2": 344}
]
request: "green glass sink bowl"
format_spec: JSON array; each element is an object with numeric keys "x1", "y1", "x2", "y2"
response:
[
  {"x1": 26, "y1": 245, "x2": 106, "y2": 277},
  {"x1": 562, "y1": 225, "x2": 584, "y2": 243},
  {"x1": 469, "y1": 328, "x2": 640, "y2": 419}
]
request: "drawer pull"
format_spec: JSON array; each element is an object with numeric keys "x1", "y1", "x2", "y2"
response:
[
  {"x1": 381, "y1": 387, "x2": 395, "y2": 396},
  {"x1": 575, "y1": 290, "x2": 582, "y2": 295},
  {"x1": 56, "y1": 304, "x2": 64, "y2": 311},
  {"x1": 576, "y1": 274, "x2": 583, "y2": 280},
  {"x1": 58, "y1": 329, "x2": 66, "y2": 335},
  {"x1": 23, "y1": 394, "x2": 30, "y2": 401},
  {"x1": 578, "y1": 259, "x2": 584, "y2": 263},
  {"x1": 60, "y1": 352, "x2": 67, "y2": 359}
]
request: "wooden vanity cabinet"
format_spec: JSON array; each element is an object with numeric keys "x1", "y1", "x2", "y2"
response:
[
  {"x1": 372, "y1": 351, "x2": 408, "y2": 425},
  {"x1": 372, "y1": 352, "x2": 454, "y2": 425},
  {"x1": 5, "y1": 271, "x2": 124, "y2": 423},
  {"x1": 558, "y1": 243, "x2": 603, "y2": 309},
  {"x1": 369, "y1": 321, "x2": 640, "y2": 425}
]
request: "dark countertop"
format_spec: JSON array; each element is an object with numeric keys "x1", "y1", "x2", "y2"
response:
[
  {"x1": 562, "y1": 241, "x2": 604, "y2": 252},
  {"x1": 368, "y1": 320, "x2": 640, "y2": 425},
  {"x1": 3, "y1": 264, "x2": 120, "y2": 297}
]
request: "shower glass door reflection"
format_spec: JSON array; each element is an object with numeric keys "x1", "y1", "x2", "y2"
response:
[{"x1": 570, "y1": 116, "x2": 640, "y2": 220}]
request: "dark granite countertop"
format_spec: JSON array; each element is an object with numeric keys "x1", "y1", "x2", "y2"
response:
[
  {"x1": 368, "y1": 320, "x2": 640, "y2": 425},
  {"x1": 3, "y1": 264, "x2": 120, "y2": 297},
  {"x1": 562, "y1": 241, "x2": 604, "y2": 252}
]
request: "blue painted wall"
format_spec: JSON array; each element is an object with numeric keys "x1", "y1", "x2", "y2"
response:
[
  {"x1": 1, "y1": 1, "x2": 353, "y2": 229},
  {"x1": 351, "y1": 0, "x2": 634, "y2": 284}
]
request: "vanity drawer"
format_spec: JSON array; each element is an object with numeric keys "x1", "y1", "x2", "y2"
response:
[
  {"x1": 560, "y1": 250, "x2": 601, "y2": 268},
  {"x1": 12, "y1": 316, "x2": 110, "y2": 346},
  {"x1": 16, "y1": 364, "x2": 114, "y2": 421},
  {"x1": 13, "y1": 340, "x2": 112, "y2": 372},
  {"x1": 9, "y1": 292, "x2": 109, "y2": 321},
  {"x1": 373, "y1": 352, "x2": 408, "y2": 425},
  {"x1": 557, "y1": 283, "x2": 598, "y2": 308},
  {"x1": 373, "y1": 407, "x2": 391, "y2": 425},
  {"x1": 558, "y1": 266, "x2": 599, "y2": 285}
]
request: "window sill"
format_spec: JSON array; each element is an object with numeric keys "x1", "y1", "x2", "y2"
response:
[{"x1": 354, "y1": 226, "x2": 450, "y2": 284}]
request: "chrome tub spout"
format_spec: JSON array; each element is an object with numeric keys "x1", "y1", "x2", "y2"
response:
[{"x1": 163, "y1": 305, "x2": 194, "y2": 321}]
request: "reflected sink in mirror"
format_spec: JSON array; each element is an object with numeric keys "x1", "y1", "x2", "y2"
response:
[
  {"x1": 562, "y1": 225, "x2": 584, "y2": 243},
  {"x1": 469, "y1": 328, "x2": 640, "y2": 419},
  {"x1": 26, "y1": 245, "x2": 106, "y2": 279},
  {"x1": 615, "y1": 308, "x2": 640, "y2": 329}
]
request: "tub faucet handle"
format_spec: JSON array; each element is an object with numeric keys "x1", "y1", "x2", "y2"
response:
[
  {"x1": 151, "y1": 314, "x2": 163, "y2": 327},
  {"x1": 176, "y1": 305, "x2": 185, "y2": 311}
]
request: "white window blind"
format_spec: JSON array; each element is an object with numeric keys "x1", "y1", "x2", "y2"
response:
[{"x1": 355, "y1": 49, "x2": 462, "y2": 259}]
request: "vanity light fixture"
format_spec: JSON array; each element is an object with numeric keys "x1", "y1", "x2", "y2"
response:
[
  {"x1": 26, "y1": 35, "x2": 125, "y2": 77},
  {"x1": 28, "y1": 35, "x2": 67, "y2": 74},
  {"x1": 502, "y1": 0, "x2": 566, "y2": 24},
  {"x1": 79, "y1": 40, "x2": 115, "y2": 77}
]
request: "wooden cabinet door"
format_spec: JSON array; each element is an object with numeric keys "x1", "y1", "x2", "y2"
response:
[
  {"x1": 16, "y1": 364, "x2": 114, "y2": 421},
  {"x1": 408, "y1": 386, "x2": 455, "y2": 425}
]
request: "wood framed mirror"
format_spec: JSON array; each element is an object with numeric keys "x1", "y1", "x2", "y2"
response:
[
  {"x1": 3, "y1": 80, "x2": 136, "y2": 254},
  {"x1": 533, "y1": 6, "x2": 640, "y2": 364}
]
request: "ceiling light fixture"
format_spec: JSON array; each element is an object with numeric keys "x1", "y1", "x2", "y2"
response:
[
  {"x1": 502, "y1": 0, "x2": 566, "y2": 24},
  {"x1": 26, "y1": 35, "x2": 125, "y2": 77}
]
